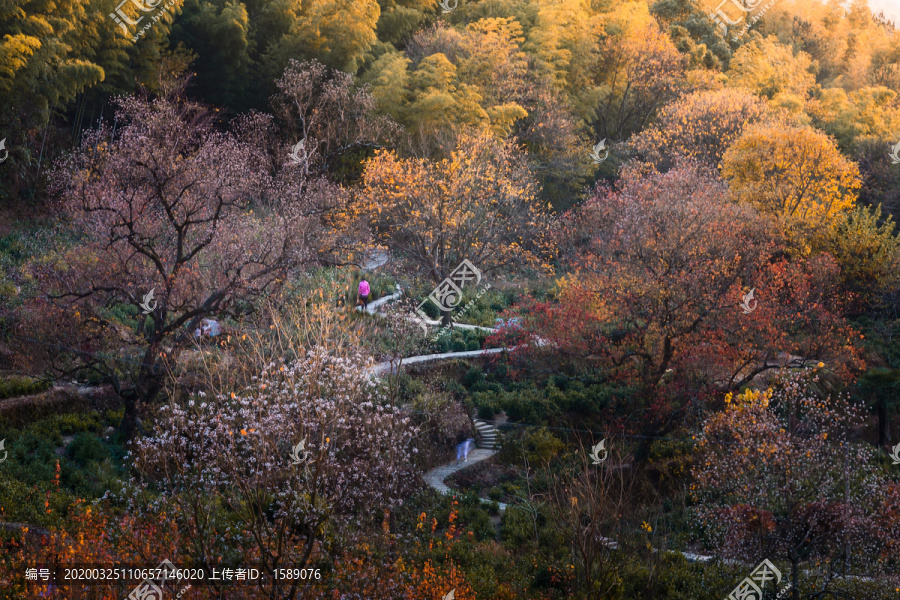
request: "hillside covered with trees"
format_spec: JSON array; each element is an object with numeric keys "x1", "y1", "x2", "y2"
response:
[{"x1": 1, "y1": 0, "x2": 900, "y2": 598}]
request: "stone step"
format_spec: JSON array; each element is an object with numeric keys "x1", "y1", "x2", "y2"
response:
[{"x1": 473, "y1": 419, "x2": 500, "y2": 449}]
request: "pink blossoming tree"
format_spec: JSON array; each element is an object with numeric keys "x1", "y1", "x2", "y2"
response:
[{"x1": 40, "y1": 92, "x2": 316, "y2": 438}]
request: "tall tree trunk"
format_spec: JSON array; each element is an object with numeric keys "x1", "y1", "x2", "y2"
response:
[
  {"x1": 791, "y1": 557, "x2": 800, "y2": 600},
  {"x1": 119, "y1": 388, "x2": 140, "y2": 441},
  {"x1": 120, "y1": 342, "x2": 163, "y2": 439}
]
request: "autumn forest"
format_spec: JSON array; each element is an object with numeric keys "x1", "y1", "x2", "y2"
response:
[{"x1": 1, "y1": 0, "x2": 900, "y2": 598}]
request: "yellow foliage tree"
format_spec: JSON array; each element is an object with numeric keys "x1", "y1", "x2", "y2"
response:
[
  {"x1": 591, "y1": 13, "x2": 685, "y2": 140},
  {"x1": 524, "y1": 0, "x2": 603, "y2": 102},
  {"x1": 726, "y1": 35, "x2": 816, "y2": 100},
  {"x1": 721, "y1": 123, "x2": 861, "y2": 247},
  {"x1": 360, "y1": 129, "x2": 554, "y2": 324},
  {"x1": 628, "y1": 87, "x2": 773, "y2": 170},
  {"x1": 365, "y1": 19, "x2": 530, "y2": 152},
  {"x1": 826, "y1": 204, "x2": 900, "y2": 304},
  {"x1": 266, "y1": 0, "x2": 381, "y2": 74},
  {"x1": 808, "y1": 85, "x2": 900, "y2": 151}
]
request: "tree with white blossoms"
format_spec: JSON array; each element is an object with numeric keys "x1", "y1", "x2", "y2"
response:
[
  {"x1": 271, "y1": 58, "x2": 401, "y2": 182},
  {"x1": 130, "y1": 346, "x2": 419, "y2": 600},
  {"x1": 691, "y1": 373, "x2": 894, "y2": 600}
]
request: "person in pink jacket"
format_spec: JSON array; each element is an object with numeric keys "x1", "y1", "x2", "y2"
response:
[{"x1": 358, "y1": 279, "x2": 370, "y2": 310}]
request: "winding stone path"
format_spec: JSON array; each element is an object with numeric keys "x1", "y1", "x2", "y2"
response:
[
  {"x1": 423, "y1": 448, "x2": 507, "y2": 511},
  {"x1": 421, "y1": 419, "x2": 507, "y2": 510},
  {"x1": 411, "y1": 315, "x2": 499, "y2": 334},
  {"x1": 474, "y1": 418, "x2": 499, "y2": 450},
  {"x1": 362, "y1": 248, "x2": 390, "y2": 270},
  {"x1": 361, "y1": 285, "x2": 402, "y2": 314},
  {"x1": 370, "y1": 347, "x2": 508, "y2": 375}
]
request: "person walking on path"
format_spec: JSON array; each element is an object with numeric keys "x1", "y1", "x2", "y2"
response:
[
  {"x1": 456, "y1": 438, "x2": 474, "y2": 464},
  {"x1": 358, "y1": 279, "x2": 370, "y2": 310}
]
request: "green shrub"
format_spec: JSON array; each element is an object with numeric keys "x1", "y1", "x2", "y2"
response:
[
  {"x1": 0, "y1": 375, "x2": 51, "y2": 399},
  {"x1": 395, "y1": 372, "x2": 426, "y2": 403},
  {"x1": 449, "y1": 491, "x2": 497, "y2": 541},
  {"x1": 500, "y1": 505, "x2": 538, "y2": 547},
  {"x1": 439, "y1": 378, "x2": 467, "y2": 402},
  {"x1": 648, "y1": 436, "x2": 695, "y2": 487},
  {"x1": 500, "y1": 387, "x2": 559, "y2": 424},
  {"x1": 477, "y1": 402, "x2": 497, "y2": 420},
  {"x1": 479, "y1": 381, "x2": 503, "y2": 394},
  {"x1": 463, "y1": 366, "x2": 485, "y2": 389},
  {"x1": 472, "y1": 391, "x2": 500, "y2": 420},
  {"x1": 0, "y1": 475, "x2": 58, "y2": 525},
  {"x1": 497, "y1": 428, "x2": 564, "y2": 467},
  {"x1": 450, "y1": 337, "x2": 467, "y2": 352},
  {"x1": 543, "y1": 375, "x2": 631, "y2": 415},
  {"x1": 67, "y1": 433, "x2": 108, "y2": 465},
  {"x1": 103, "y1": 409, "x2": 124, "y2": 427},
  {"x1": 0, "y1": 430, "x2": 61, "y2": 486},
  {"x1": 27, "y1": 412, "x2": 104, "y2": 441},
  {"x1": 432, "y1": 325, "x2": 487, "y2": 353},
  {"x1": 488, "y1": 486, "x2": 503, "y2": 501}
]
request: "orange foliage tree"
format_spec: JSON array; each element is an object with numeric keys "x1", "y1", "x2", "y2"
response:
[
  {"x1": 592, "y1": 21, "x2": 686, "y2": 141},
  {"x1": 628, "y1": 88, "x2": 773, "y2": 171},
  {"x1": 313, "y1": 507, "x2": 478, "y2": 600},
  {"x1": 522, "y1": 162, "x2": 862, "y2": 395},
  {"x1": 360, "y1": 130, "x2": 554, "y2": 324}
]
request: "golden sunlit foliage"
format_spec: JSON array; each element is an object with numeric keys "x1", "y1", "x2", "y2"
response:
[
  {"x1": 629, "y1": 87, "x2": 774, "y2": 169},
  {"x1": 726, "y1": 35, "x2": 817, "y2": 101},
  {"x1": 366, "y1": 19, "x2": 532, "y2": 148},
  {"x1": 760, "y1": 0, "x2": 900, "y2": 91},
  {"x1": 360, "y1": 129, "x2": 554, "y2": 318},
  {"x1": 590, "y1": 9, "x2": 686, "y2": 140},
  {"x1": 825, "y1": 204, "x2": 900, "y2": 301},
  {"x1": 721, "y1": 123, "x2": 862, "y2": 248},
  {"x1": 809, "y1": 85, "x2": 900, "y2": 151},
  {"x1": 269, "y1": 0, "x2": 381, "y2": 74}
]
